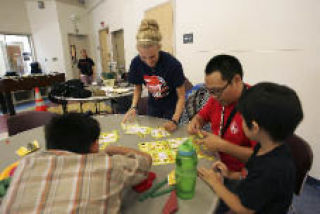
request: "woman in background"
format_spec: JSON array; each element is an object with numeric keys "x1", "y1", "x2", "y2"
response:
[
  {"x1": 122, "y1": 19, "x2": 185, "y2": 132},
  {"x1": 78, "y1": 49, "x2": 95, "y2": 85}
]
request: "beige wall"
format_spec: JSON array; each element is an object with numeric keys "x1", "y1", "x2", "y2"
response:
[
  {"x1": 25, "y1": 0, "x2": 66, "y2": 74},
  {"x1": 56, "y1": 1, "x2": 91, "y2": 79},
  {"x1": 87, "y1": 0, "x2": 169, "y2": 75},
  {"x1": 25, "y1": 0, "x2": 90, "y2": 79},
  {"x1": 0, "y1": 0, "x2": 31, "y2": 34}
]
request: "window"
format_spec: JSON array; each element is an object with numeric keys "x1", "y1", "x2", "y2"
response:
[{"x1": 0, "y1": 34, "x2": 34, "y2": 76}]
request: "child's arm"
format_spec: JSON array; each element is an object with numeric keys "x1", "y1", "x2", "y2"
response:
[
  {"x1": 198, "y1": 167, "x2": 255, "y2": 214},
  {"x1": 228, "y1": 171, "x2": 242, "y2": 180},
  {"x1": 211, "y1": 161, "x2": 242, "y2": 180},
  {"x1": 198, "y1": 131, "x2": 253, "y2": 163},
  {"x1": 105, "y1": 145, "x2": 152, "y2": 167}
]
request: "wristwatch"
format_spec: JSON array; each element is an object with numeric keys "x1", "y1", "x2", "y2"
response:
[{"x1": 130, "y1": 106, "x2": 137, "y2": 111}]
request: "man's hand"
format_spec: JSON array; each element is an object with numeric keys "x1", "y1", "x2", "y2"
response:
[
  {"x1": 122, "y1": 108, "x2": 137, "y2": 123},
  {"x1": 197, "y1": 131, "x2": 225, "y2": 153},
  {"x1": 198, "y1": 167, "x2": 223, "y2": 188},
  {"x1": 187, "y1": 116, "x2": 202, "y2": 134},
  {"x1": 163, "y1": 121, "x2": 177, "y2": 132}
]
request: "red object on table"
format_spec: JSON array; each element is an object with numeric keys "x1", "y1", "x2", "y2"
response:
[
  {"x1": 9, "y1": 166, "x2": 17, "y2": 177},
  {"x1": 133, "y1": 172, "x2": 156, "y2": 193},
  {"x1": 162, "y1": 190, "x2": 178, "y2": 214}
]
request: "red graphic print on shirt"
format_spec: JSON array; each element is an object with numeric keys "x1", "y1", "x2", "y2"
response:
[{"x1": 143, "y1": 75, "x2": 169, "y2": 99}]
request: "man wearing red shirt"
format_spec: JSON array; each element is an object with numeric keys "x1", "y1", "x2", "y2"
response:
[
  {"x1": 188, "y1": 55, "x2": 255, "y2": 169},
  {"x1": 188, "y1": 55, "x2": 255, "y2": 213}
]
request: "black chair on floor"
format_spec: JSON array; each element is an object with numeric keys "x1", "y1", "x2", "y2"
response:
[
  {"x1": 7, "y1": 111, "x2": 57, "y2": 136},
  {"x1": 286, "y1": 134, "x2": 313, "y2": 195},
  {"x1": 184, "y1": 78, "x2": 194, "y2": 92},
  {"x1": 286, "y1": 134, "x2": 313, "y2": 214}
]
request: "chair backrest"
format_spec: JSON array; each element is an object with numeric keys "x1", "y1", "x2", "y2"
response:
[
  {"x1": 182, "y1": 86, "x2": 210, "y2": 121},
  {"x1": 184, "y1": 78, "x2": 194, "y2": 92},
  {"x1": 285, "y1": 134, "x2": 313, "y2": 195},
  {"x1": 7, "y1": 111, "x2": 57, "y2": 136}
]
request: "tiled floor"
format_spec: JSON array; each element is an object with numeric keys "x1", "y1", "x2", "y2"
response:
[{"x1": 1, "y1": 102, "x2": 320, "y2": 213}]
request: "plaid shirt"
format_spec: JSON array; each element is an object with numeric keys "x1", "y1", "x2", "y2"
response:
[{"x1": 1, "y1": 150, "x2": 150, "y2": 214}]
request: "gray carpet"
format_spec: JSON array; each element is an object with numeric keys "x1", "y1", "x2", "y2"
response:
[{"x1": 291, "y1": 177, "x2": 320, "y2": 214}]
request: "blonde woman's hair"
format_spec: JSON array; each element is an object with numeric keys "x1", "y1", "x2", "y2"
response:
[{"x1": 136, "y1": 19, "x2": 162, "y2": 48}]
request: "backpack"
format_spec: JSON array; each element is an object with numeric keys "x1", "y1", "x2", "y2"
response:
[{"x1": 49, "y1": 79, "x2": 92, "y2": 104}]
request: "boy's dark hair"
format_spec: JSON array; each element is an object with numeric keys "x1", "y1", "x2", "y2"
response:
[
  {"x1": 237, "y1": 82, "x2": 303, "y2": 142},
  {"x1": 45, "y1": 113, "x2": 100, "y2": 154},
  {"x1": 205, "y1": 54, "x2": 243, "y2": 81}
]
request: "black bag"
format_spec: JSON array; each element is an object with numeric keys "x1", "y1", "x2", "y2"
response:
[
  {"x1": 49, "y1": 79, "x2": 92, "y2": 104},
  {"x1": 30, "y1": 62, "x2": 42, "y2": 74}
]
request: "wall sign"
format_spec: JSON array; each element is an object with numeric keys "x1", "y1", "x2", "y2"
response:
[
  {"x1": 38, "y1": 1, "x2": 45, "y2": 9},
  {"x1": 183, "y1": 33, "x2": 193, "y2": 44}
]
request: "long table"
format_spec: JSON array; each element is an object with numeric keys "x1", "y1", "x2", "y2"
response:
[
  {"x1": 54, "y1": 86, "x2": 134, "y2": 114},
  {"x1": 0, "y1": 73, "x2": 65, "y2": 115},
  {"x1": 0, "y1": 115, "x2": 218, "y2": 213}
]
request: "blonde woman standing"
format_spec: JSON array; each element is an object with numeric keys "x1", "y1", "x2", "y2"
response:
[{"x1": 122, "y1": 19, "x2": 185, "y2": 132}]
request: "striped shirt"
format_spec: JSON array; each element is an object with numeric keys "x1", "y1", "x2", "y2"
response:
[{"x1": 1, "y1": 150, "x2": 150, "y2": 214}]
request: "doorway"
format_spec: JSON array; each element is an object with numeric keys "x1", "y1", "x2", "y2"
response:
[
  {"x1": 144, "y1": 1, "x2": 174, "y2": 55},
  {"x1": 111, "y1": 29, "x2": 125, "y2": 72},
  {"x1": 6, "y1": 45, "x2": 23, "y2": 74},
  {"x1": 68, "y1": 34, "x2": 90, "y2": 79},
  {"x1": 0, "y1": 34, "x2": 34, "y2": 76},
  {"x1": 99, "y1": 29, "x2": 111, "y2": 73}
]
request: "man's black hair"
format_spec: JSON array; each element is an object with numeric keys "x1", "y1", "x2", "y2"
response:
[
  {"x1": 45, "y1": 113, "x2": 100, "y2": 154},
  {"x1": 205, "y1": 54, "x2": 243, "y2": 81},
  {"x1": 237, "y1": 82, "x2": 303, "y2": 142}
]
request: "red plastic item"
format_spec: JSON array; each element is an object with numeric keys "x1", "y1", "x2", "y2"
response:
[
  {"x1": 9, "y1": 166, "x2": 17, "y2": 177},
  {"x1": 133, "y1": 172, "x2": 156, "y2": 193},
  {"x1": 162, "y1": 190, "x2": 178, "y2": 214}
]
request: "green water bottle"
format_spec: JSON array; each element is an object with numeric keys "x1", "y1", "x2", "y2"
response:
[{"x1": 175, "y1": 138, "x2": 198, "y2": 200}]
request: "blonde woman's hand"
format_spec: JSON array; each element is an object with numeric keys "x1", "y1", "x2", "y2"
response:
[
  {"x1": 163, "y1": 120, "x2": 178, "y2": 132},
  {"x1": 122, "y1": 107, "x2": 137, "y2": 123}
]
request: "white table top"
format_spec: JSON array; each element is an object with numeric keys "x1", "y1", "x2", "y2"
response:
[{"x1": 54, "y1": 86, "x2": 134, "y2": 102}]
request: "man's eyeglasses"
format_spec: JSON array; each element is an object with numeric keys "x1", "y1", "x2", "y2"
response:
[{"x1": 206, "y1": 81, "x2": 230, "y2": 97}]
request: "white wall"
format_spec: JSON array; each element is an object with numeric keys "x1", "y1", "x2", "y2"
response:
[
  {"x1": 0, "y1": 0, "x2": 31, "y2": 34},
  {"x1": 175, "y1": 0, "x2": 320, "y2": 178},
  {"x1": 25, "y1": 0, "x2": 90, "y2": 79},
  {"x1": 87, "y1": 0, "x2": 168, "y2": 75},
  {"x1": 25, "y1": 0, "x2": 65, "y2": 74},
  {"x1": 89, "y1": 0, "x2": 320, "y2": 178},
  {"x1": 56, "y1": 1, "x2": 90, "y2": 79}
]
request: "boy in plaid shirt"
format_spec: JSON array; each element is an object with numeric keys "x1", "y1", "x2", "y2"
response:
[{"x1": 1, "y1": 113, "x2": 151, "y2": 214}]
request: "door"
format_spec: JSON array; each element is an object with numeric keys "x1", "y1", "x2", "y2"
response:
[
  {"x1": 6, "y1": 44, "x2": 23, "y2": 74},
  {"x1": 68, "y1": 34, "x2": 90, "y2": 79},
  {"x1": 145, "y1": 1, "x2": 174, "y2": 54},
  {"x1": 99, "y1": 29, "x2": 111, "y2": 73},
  {"x1": 112, "y1": 29, "x2": 125, "y2": 72}
]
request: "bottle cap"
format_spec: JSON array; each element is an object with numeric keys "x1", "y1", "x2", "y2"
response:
[{"x1": 177, "y1": 139, "x2": 196, "y2": 156}]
